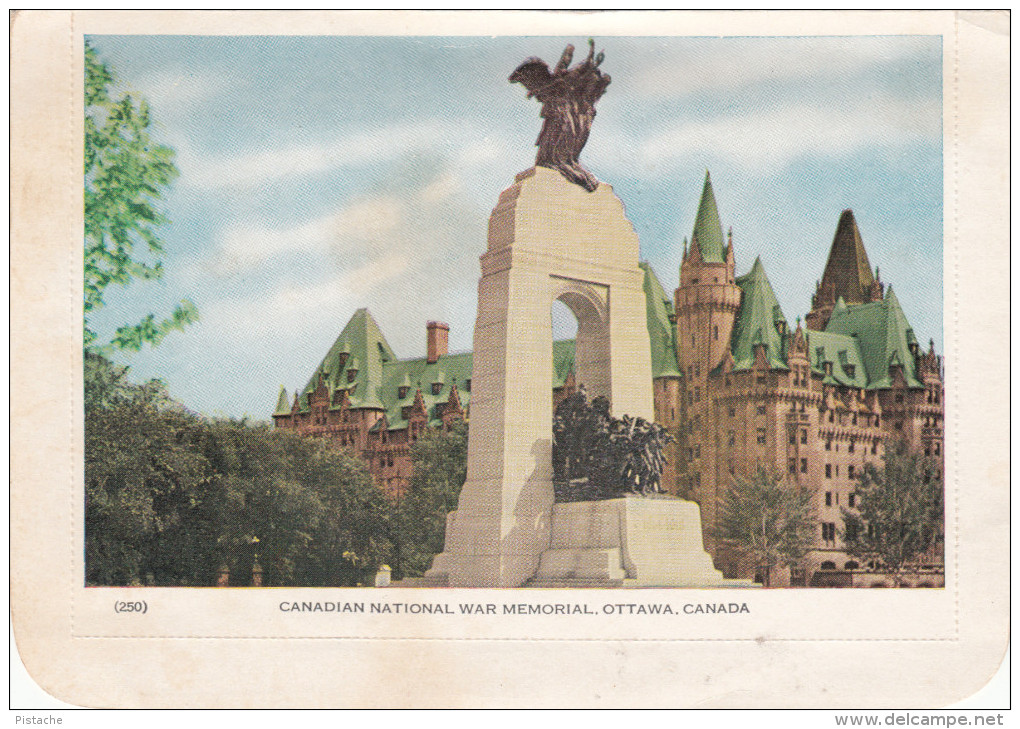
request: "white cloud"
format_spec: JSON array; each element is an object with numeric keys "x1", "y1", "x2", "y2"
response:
[
  {"x1": 177, "y1": 120, "x2": 459, "y2": 192},
  {"x1": 138, "y1": 71, "x2": 234, "y2": 111},
  {"x1": 195, "y1": 158, "x2": 483, "y2": 360},
  {"x1": 625, "y1": 37, "x2": 928, "y2": 101},
  {"x1": 633, "y1": 93, "x2": 940, "y2": 174}
]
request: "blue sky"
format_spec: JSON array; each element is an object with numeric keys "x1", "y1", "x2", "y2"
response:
[{"x1": 87, "y1": 35, "x2": 943, "y2": 419}]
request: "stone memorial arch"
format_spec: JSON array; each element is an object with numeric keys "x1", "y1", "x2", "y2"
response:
[
  {"x1": 425, "y1": 166, "x2": 656, "y2": 587},
  {"x1": 425, "y1": 41, "x2": 735, "y2": 589}
]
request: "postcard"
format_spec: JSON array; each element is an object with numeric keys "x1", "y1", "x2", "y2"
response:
[{"x1": 10, "y1": 10, "x2": 1009, "y2": 708}]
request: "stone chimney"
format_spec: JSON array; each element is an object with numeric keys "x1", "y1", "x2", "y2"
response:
[{"x1": 426, "y1": 321, "x2": 449, "y2": 364}]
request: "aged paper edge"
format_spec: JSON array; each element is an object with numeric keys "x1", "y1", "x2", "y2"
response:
[{"x1": 9, "y1": 9, "x2": 1009, "y2": 708}]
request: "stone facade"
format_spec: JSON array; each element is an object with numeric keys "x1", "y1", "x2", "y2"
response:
[{"x1": 671, "y1": 173, "x2": 944, "y2": 585}]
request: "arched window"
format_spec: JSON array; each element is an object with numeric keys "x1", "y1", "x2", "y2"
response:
[
  {"x1": 820, "y1": 561, "x2": 836, "y2": 571},
  {"x1": 844, "y1": 561, "x2": 859, "y2": 570}
]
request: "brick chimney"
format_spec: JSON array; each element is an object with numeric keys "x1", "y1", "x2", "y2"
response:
[{"x1": 426, "y1": 321, "x2": 449, "y2": 364}]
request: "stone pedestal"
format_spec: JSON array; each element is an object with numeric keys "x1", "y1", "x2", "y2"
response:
[
  {"x1": 531, "y1": 497, "x2": 751, "y2": 588},
  {"x1": 425, "y1": 168, "x2": 655, "y2": 587}
]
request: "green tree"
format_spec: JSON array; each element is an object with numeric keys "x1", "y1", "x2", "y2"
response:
[
  {"x1": 85, "y1": 353, "x2": 395, "y2": 587},
  {"x1": 85, "y1": 352, "x2": 221, "y2": 586},
  {"x1": 840, "y1": 440, "x2": 944, "y2": 585},
  {"x1": 388, "y1": 421, "x2": 468, "y2": 579},
  {"x1": 84, "y1": 39, "x2": 196, "y2": 352},
  {"x1": 713, "y1": 468, "x2": 816, "y2": 587}
]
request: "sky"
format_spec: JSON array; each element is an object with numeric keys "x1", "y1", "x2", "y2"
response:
[{"x1": 86, "y1": 34, "x2": 943, "y2": 419}]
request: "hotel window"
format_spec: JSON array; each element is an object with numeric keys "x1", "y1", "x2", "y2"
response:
[
  {"x1": 822, "y1": 523, "x2": 836, "y2": 543},
  {"x1": 788, "y1": 459, "x2": 797, "y2": 474},
  {"x1": 935, "y1": 442, "x2": 941, "y2": 456},
  {"x1": 845, "y1": 523, "x2": 858, "y2": 541},
  {"x1": 800, "y1": 458, "x2": 808, "y2": 473},
  {"x1": 825, "y1": 492, "x2": 833, "y2": 506},
  {"x1": 695, "y1": 364, "x2": 700, "y2": 377},
  {"x1": 848, "y1": 493, "x2": 856, "y2": 508},
  {"x1": 728, "y1": 431, "x2": 736, "y2": 447},
  {"x1": 825, "y1": 464, "x2": 832, "y2": 478},
  {"x1": 756, "y1": 428, "x2": 766, "y2": 445},
  {"x1": 848, "y1": 465, "x2": 856, "y2": 479},
  {"x1": 834, "y1": 465, "x2": 839, "y2": 477},
  {"x1": 789, "y1": 432, "x2": 796, "y2": 445},
  {"x1": 848, "y1": 439, "x2": 855, "y2": 453},
  {"x1": 728, "y1": 406, "x2": 736, "y2": 417},
  {"x1": 852, "y1": 413, "x2": 858, "y2": 425},
  {"x1": 695, "y1": 387, "x2": 701, "y2": 402},
  {"x1": 757, "y1": 405, "x2": 766, "y2": 416},
  {"x1": 829, "y1": 411, "x2": 835, "y2": 423},
  {"x1": 800, "y1": 430, "x2": 807, "y2": 444},
  {"x1": 387, "y1": 454, "x2": 394, "y2": 468},
  {"x1": 825, "y1": 440, "x2": 832, "y2": 451}
]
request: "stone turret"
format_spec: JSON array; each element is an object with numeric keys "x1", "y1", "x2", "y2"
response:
[{"x1": 675, "y1": 171, "x2": 742, "y2": 381}]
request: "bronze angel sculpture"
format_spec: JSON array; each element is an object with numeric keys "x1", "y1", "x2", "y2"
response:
[{"x1": 509, "y1": 39, "x2": 611, "y2": 192}]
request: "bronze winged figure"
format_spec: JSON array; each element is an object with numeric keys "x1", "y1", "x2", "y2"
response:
[{"x1": 509, "y1": 39, "x2": 611, "y2": 192}]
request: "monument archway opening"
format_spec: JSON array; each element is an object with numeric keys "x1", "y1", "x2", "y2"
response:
[{"x1": 551, "y1": 279, "x2": 611, "y2": 404}]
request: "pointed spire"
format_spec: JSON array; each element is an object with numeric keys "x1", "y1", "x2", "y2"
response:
[
  {"x1": 274, "y1": 386, "x2": 290, "y2": 416},
  {"x1": 818, "y1": 209, "x2": 878, "y2": 304},
  {"x1": 691, "y1": 171, "x2": 725, "y2": 263}
]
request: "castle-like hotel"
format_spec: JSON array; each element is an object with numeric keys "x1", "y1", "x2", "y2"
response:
[{"x1": 272, "y1": 172, "x2": 944, "y2": 586}]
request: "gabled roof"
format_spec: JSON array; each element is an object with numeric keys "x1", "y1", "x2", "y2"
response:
[
  {"x1": 299, "y1": 308, "x2": 396, "y2": 411},
  {"x1": 824, "y1": 285, "x2": 923, "y2": 389},
  {"x1": 690, "y1": 171, "x2": 726, "y2": 263},
  {"x1": 640, "y1": 261, "x2": 681, "y2": 378},
  {"x1": 817, "y1": 209, "x2": 878, "y2": 306},
  {"x1": 730, "y1": 257, "x2": 789, "y2": 370}
]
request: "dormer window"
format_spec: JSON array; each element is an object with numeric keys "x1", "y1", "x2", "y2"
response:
[
  {"x1": 347, "y1": 368, "x2": 358, "y2": 383},
  {"x1": 844, "y1": 364, "x2": 855, "y2": 378},
  {"x1": 432, "y1": 382, "x2": 443, "y2": 396},
  {"x1": 398, "y1": 386, "x2": 409, "y2": 399}
]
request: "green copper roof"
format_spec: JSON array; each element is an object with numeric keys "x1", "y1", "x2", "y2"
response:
[
  {"x1": 640, "y1": 261, "x2": 681, "y2": 378},
  {"x1": 730, "y1": 257, "x2": 789, "y2": 370},
  {"x1": 299, "y1": 308, "x2": 397, "y2": 411},
  {"x1": 273, "y1": 386, "x2": 290, "y2": 416},
  {"x1": 824, "y1": 286, "x2": 923, "y2": 389},
  {"x1": 552, "y1": 339, "x2": 576, "y2": 388},
  {"x1": 804, "y1": 330, "x2": 868, "y2": 389},
  {"x1": 691, "y1": 171, "x2": 726, "y2": 263}
]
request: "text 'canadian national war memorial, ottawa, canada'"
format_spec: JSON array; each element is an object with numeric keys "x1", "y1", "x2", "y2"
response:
[{"x1": 271, "y1": 41, "x2": 945, "y2": 589}]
